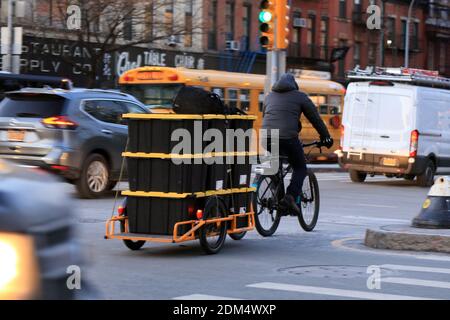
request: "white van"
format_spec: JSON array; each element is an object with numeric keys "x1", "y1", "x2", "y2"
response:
[{"x1": 337, "y1": 68, "x2": 450, "y2": 187}]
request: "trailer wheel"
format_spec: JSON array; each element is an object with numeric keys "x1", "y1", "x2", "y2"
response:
[
  {"x1": 349, "y1": 170, "x2": 367, "y2": 183},
  {"x1": 229, "y1": 232, "x2": 246, "y2": 240},
  {"x1": 120, "y1": 220, "x2": 145, "y2": 251},
  {"x1": 199, "y1": 197, "x2": 227, "y2": 254}
]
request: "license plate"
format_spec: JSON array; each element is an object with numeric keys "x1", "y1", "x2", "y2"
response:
[
  {"x1": 7, "y1": 130, "x2": 25, "y2": 142},
  {"x1": 382, "y1": 157, "x2": 398, "y2": 167}
]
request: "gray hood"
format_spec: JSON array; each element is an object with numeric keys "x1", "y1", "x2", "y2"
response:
[{"x1": 272, "y1": 74, "x2": 299, "y2": 93}]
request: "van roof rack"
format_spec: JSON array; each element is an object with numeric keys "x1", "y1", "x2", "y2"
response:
[{"x1": 346, "y1": 66, "x2": 450, "y2": 90}]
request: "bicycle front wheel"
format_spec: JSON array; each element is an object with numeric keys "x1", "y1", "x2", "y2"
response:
[
  {"x1": 254, "y1": 175, "x2": 282, "y2": 237},
  {"x1": 298, "y1": 170, "x2": 320, "y2": 232}
]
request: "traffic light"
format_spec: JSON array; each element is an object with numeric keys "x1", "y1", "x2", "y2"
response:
[
  {"x1": 276, "y1": 0, "x2": 290, "y2": 50},
  {"x1": 259, "y1": 0, "x2": 276, "y2": 49}
]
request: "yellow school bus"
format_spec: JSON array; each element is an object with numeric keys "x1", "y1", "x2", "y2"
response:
[{"x1": 118, "y1": 67, "x2": 345, "y2": 162}]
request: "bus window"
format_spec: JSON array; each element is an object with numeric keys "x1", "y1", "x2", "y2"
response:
[
  {"x1": 240, "y1": 89, "x2": 250, "y2": 112},
  {"x1": 309, "y1": 94, "x2": 329, "y2": 114},
  {"x1": 120, "y1": 84, "x2": 183, "y2": 108},
  {"x1": 226, "y1": 88, "x2": 239, "y2": 109},
  {"x1": 329, "y1": 95, "x2": 342, "y2": 114},
  {"x1": 212, "y1": 87, "x2": 224, "y2": 98},
  {"x1": 258, "y1": 92, "x2": 265, "y2": 112}
]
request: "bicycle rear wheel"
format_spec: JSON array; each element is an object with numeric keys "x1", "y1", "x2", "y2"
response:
[
  {"x1": 297, "y1": 170, "x2": 320, "y2": 232},
  {"x1": 254, "y1": 175, "x2": 282, "y2": 237}
]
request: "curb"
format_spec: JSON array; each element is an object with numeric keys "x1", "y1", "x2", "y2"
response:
[{"x1": 364, "y1": 227, "x2": 450, "y2": 254}]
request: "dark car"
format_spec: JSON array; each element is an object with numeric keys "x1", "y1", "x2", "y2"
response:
[{"x1": 0, "y1": 88, "x2": 149, "y2": 198}]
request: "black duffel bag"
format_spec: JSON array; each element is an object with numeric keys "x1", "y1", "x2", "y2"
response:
[{"x1": 173, "y1": 86, "x2": 226, "y2": 114}]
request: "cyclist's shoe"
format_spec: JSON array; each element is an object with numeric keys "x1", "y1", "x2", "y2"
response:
[{"x1": 282, "y1": 194, "x2": 301, "y2": 215}]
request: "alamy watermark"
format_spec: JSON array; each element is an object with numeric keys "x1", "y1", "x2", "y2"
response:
[
  {"x1": 170, "y1": 124, "x2": 280, "y2": 175},
  {"x1": 367, "y1": 265, "x2": 382, "y2": 290},
  {"x1": 66, "y1": 265, "x2": 81, "y2": 290},
  {"x1": 366, "y1": 5, "x2": 382, "y2": 30}
]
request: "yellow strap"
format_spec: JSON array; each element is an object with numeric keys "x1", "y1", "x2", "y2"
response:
[
  {"x1": 122, "y1": 187, "x2": 255, "y2": 199},
  {"x1": 122, "y1": 151, "x2": 259, "y2": 159},
  {"x1": 123, "y1": 114, "x2": 203, "y2": 120}
]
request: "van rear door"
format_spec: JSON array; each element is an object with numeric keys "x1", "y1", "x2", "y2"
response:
[
  {"x1": 370, "y1": 85, "x2": 415, "y2": 160},
  {"x1": 342, "y1": 83, "x2": 376, "y2": 168}
]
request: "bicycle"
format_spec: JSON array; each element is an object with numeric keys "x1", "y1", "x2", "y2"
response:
[{"x1": 252, "y1": 141, "x2": 323, "y2": 237}]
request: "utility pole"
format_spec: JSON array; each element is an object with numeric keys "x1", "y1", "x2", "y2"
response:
[
  {"x1": 404, "y1": 0, "x2": 416, "y2": 68},
  {"x1": 1, "y1": 0, "x2": 23, "y2": 73}
]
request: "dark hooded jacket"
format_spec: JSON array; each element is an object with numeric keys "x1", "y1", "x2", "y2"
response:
[{"x1": 262, "y1": 74, "x2": 330, "y2": 139}]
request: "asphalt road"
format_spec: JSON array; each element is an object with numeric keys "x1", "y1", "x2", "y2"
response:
[{"x1": 66, "y1": 171, "x2": 450, "y2": 300}]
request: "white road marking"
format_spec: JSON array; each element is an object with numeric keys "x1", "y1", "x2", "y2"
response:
[
  {"x1": 381, "y1": 264, "x2": 450, "y2": 274},
  {"x1": 246, "y1": 282, "x2": 437, "y2": 300},
  {"x1": 342, "y1": 215, "x2": 408, "y2": 223},
  {"x1": 414, "y1": 255, "x2": 450, "y2": 262},
  {"x1": 173, "y1": 294, "x2": 242, "y2": 300},
  {"x1": 357, "y1": 204, "x2": 398, "y2": 209},
  {"x1": 383, "y1": 277, "x2": 450, "y2": 289}
]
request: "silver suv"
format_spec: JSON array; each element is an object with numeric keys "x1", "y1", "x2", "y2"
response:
[{"x1": 0, "y1": 88, "x2": 149, "y2": 198}]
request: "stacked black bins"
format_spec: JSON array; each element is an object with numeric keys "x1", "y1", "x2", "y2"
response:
[
  {"x1": 122, "y1": 113, "x2": 256, "y2": 239},
  {"x1": 226, "y1": 115, "x2": 257, "y2": 229}
]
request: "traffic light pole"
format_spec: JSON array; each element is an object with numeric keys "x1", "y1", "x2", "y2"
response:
[{"x1": 264, "y1": 18, "x2": 286, "y2": 95}]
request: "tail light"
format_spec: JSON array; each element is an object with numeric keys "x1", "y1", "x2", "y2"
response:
[
  {"x1": 50, "y1": 165, "x2": 69, "y2": 171},
  {"x1": 42, "y1": 116, "x2": 78, "y2": 130},
  {"x1": 196, "y1": 209, "x2": 203, "y2": 220},
  {"x1": 118, "y1": 206, "x2": 125, "y2": 216},
  {"x1": 339, "y1": 125, "x2": 345, "y2": 150},
  {"x1": 409, "y1": 130, "x2": 419, "y2": 157}
]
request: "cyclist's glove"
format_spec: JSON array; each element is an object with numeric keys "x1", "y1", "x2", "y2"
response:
[{"x1": 320, "y1": 136, "x2": 334, "y2": 149}]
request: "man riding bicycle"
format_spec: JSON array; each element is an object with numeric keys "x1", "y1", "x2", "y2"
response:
[{"x1": 262, "y1": 73, "x2": 333, "y2": 215}]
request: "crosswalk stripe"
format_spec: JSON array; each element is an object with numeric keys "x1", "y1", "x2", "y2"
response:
[
  {"x1": 246, "y1": 282, "x2": 437, "y2": 300},
  {"x1": 173, "y1": 294, "x2": 242, "y2": 300},
  {"x1": 414, "y1": 255, "x2": 450, "y2": 262},
  {"x1": 381, "y1": 264, "x2": 450, "y2": 274},
  {"x1": 383, "y1": 277, "x2": 450, "y2": 289}
]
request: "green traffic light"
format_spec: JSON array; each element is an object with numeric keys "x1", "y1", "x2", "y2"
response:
[{"x1": 259, "y1": 11, "x2": 273, "y2": 23}]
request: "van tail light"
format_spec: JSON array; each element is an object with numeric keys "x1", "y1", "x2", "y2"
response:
[
  {"x1": 409, "y1": 130, "x2": 419, "y2": 157},
  {"x1": 118, "y1": 206, "x2": 125, "y2": 216},
  {"x1": 339, "y1": 125, "x2": 345, "y2": 150},
  {"x1": 42, "y1": 116, "x2": 78, "y2": 130},
  {"x1": 196, "y1": 209, "x2": 203, "y2": 220}
]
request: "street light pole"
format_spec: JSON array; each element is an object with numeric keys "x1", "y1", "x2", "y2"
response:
[
  {"x1": 3, "y1": 0, "x2": 14, "y2": 72},
  {"x1": 404, "y1": 0, "x2": 416, "y2": 68}
]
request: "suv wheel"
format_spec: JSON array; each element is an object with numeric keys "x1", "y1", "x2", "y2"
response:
[
  {"x1": 76, "y1": 153, "x2": 110, "y2": 198},
  {"x1": 349, "y1": 170, "x2": 367, "y2": 183},
  {"x1": 416, "y1": 160, "x2": 435, "y2": 187}
]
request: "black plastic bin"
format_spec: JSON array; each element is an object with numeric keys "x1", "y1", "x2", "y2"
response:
[
  {"x1": 205, "y1": 155, "x2": 229, "y2": 191},
  {"x1": 127, "y1": 195, "x2": 203, "y2": 235},
  {"x1": 228, "y1": 191, "x2": 253, "y2": 229},
  {"x1": 226, "y1": 116, "x2": 256, "y2": 154},
  {"x1": 127, "y1": 156, "x2": 207, "y2": 193},
  {"x1": 126, "y1": 114, "x2": 207, "y2": 154},
  {"x1": 228, "y1": 155, "x2": 252, "y2": 189}
]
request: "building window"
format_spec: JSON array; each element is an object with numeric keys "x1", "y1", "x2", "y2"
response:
[
  {"x1": 146, "y1": 2, "x2": 154, "y2": 42},
  {"x1": 412, "y1": 22, "x2": 419, "y2": 50},
  {"x1": 307, "y1": 14, "x2": 316, "y2": 58},
  {"x1": 320, "y1": 17, "x2": 329, "y2": 60},
  {"x1": 339, "y1": 0, "x2": 347, "y2": 19},
  {"x1": 242, "y1": 4, "x2": 252, "y2": 51},
  {"x1": 164, "y1": 1, "x2": 174, "y2": 36},
  {"x1": 401, "y1": 20, "x2": 407, "y2": 49},
  {"x1": 386, "y1": 17, "x2": 395, "y2": 47},
  {"x1": 225, "y1": 1, "x2": 235, "y2": 41},
  {"x1": 208, "y1": 1, "x2": 218, "y2": 50},
  {"x1": 290, "y1": 11, "x2": 301, "y2": 56},
  {"x1": 354, "y1": 0, "x2": 362, "y2": 13},
  {"x1": 123, "y1": 14, "x2": 133, "y2": 41},
  {"x1": 354, "y1": 42, "x2": 361, "y2": 67},
  {"x1": 184, "y1": 0, "x2": 193, "y2": 47},
  {"x1": 368, "y1": 43, "x2": 377, "y2": 65}
]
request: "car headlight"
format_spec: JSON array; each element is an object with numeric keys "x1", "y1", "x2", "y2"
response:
[{"x1": 0, "y1": 232, "x2": 40, "y2": 300}]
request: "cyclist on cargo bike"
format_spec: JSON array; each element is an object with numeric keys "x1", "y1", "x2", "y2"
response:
[{"x1": 255, "y1": 73, "x2": 334, "y2": 236}]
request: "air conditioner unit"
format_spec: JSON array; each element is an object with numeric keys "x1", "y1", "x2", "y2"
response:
[
  {"x1": 167, "y1": 35, "x2": 179, "y2": 47},
  {"x1": 226, "y1": 40, "x2": 240, "y2": 51},
  {"x1": 293, "y1": 18, "x2": 307, "y2": 28}
]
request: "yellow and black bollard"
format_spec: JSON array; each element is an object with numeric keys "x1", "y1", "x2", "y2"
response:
[{"x1": 412, "y1": 176, "x2": 450, "y2": 229}]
